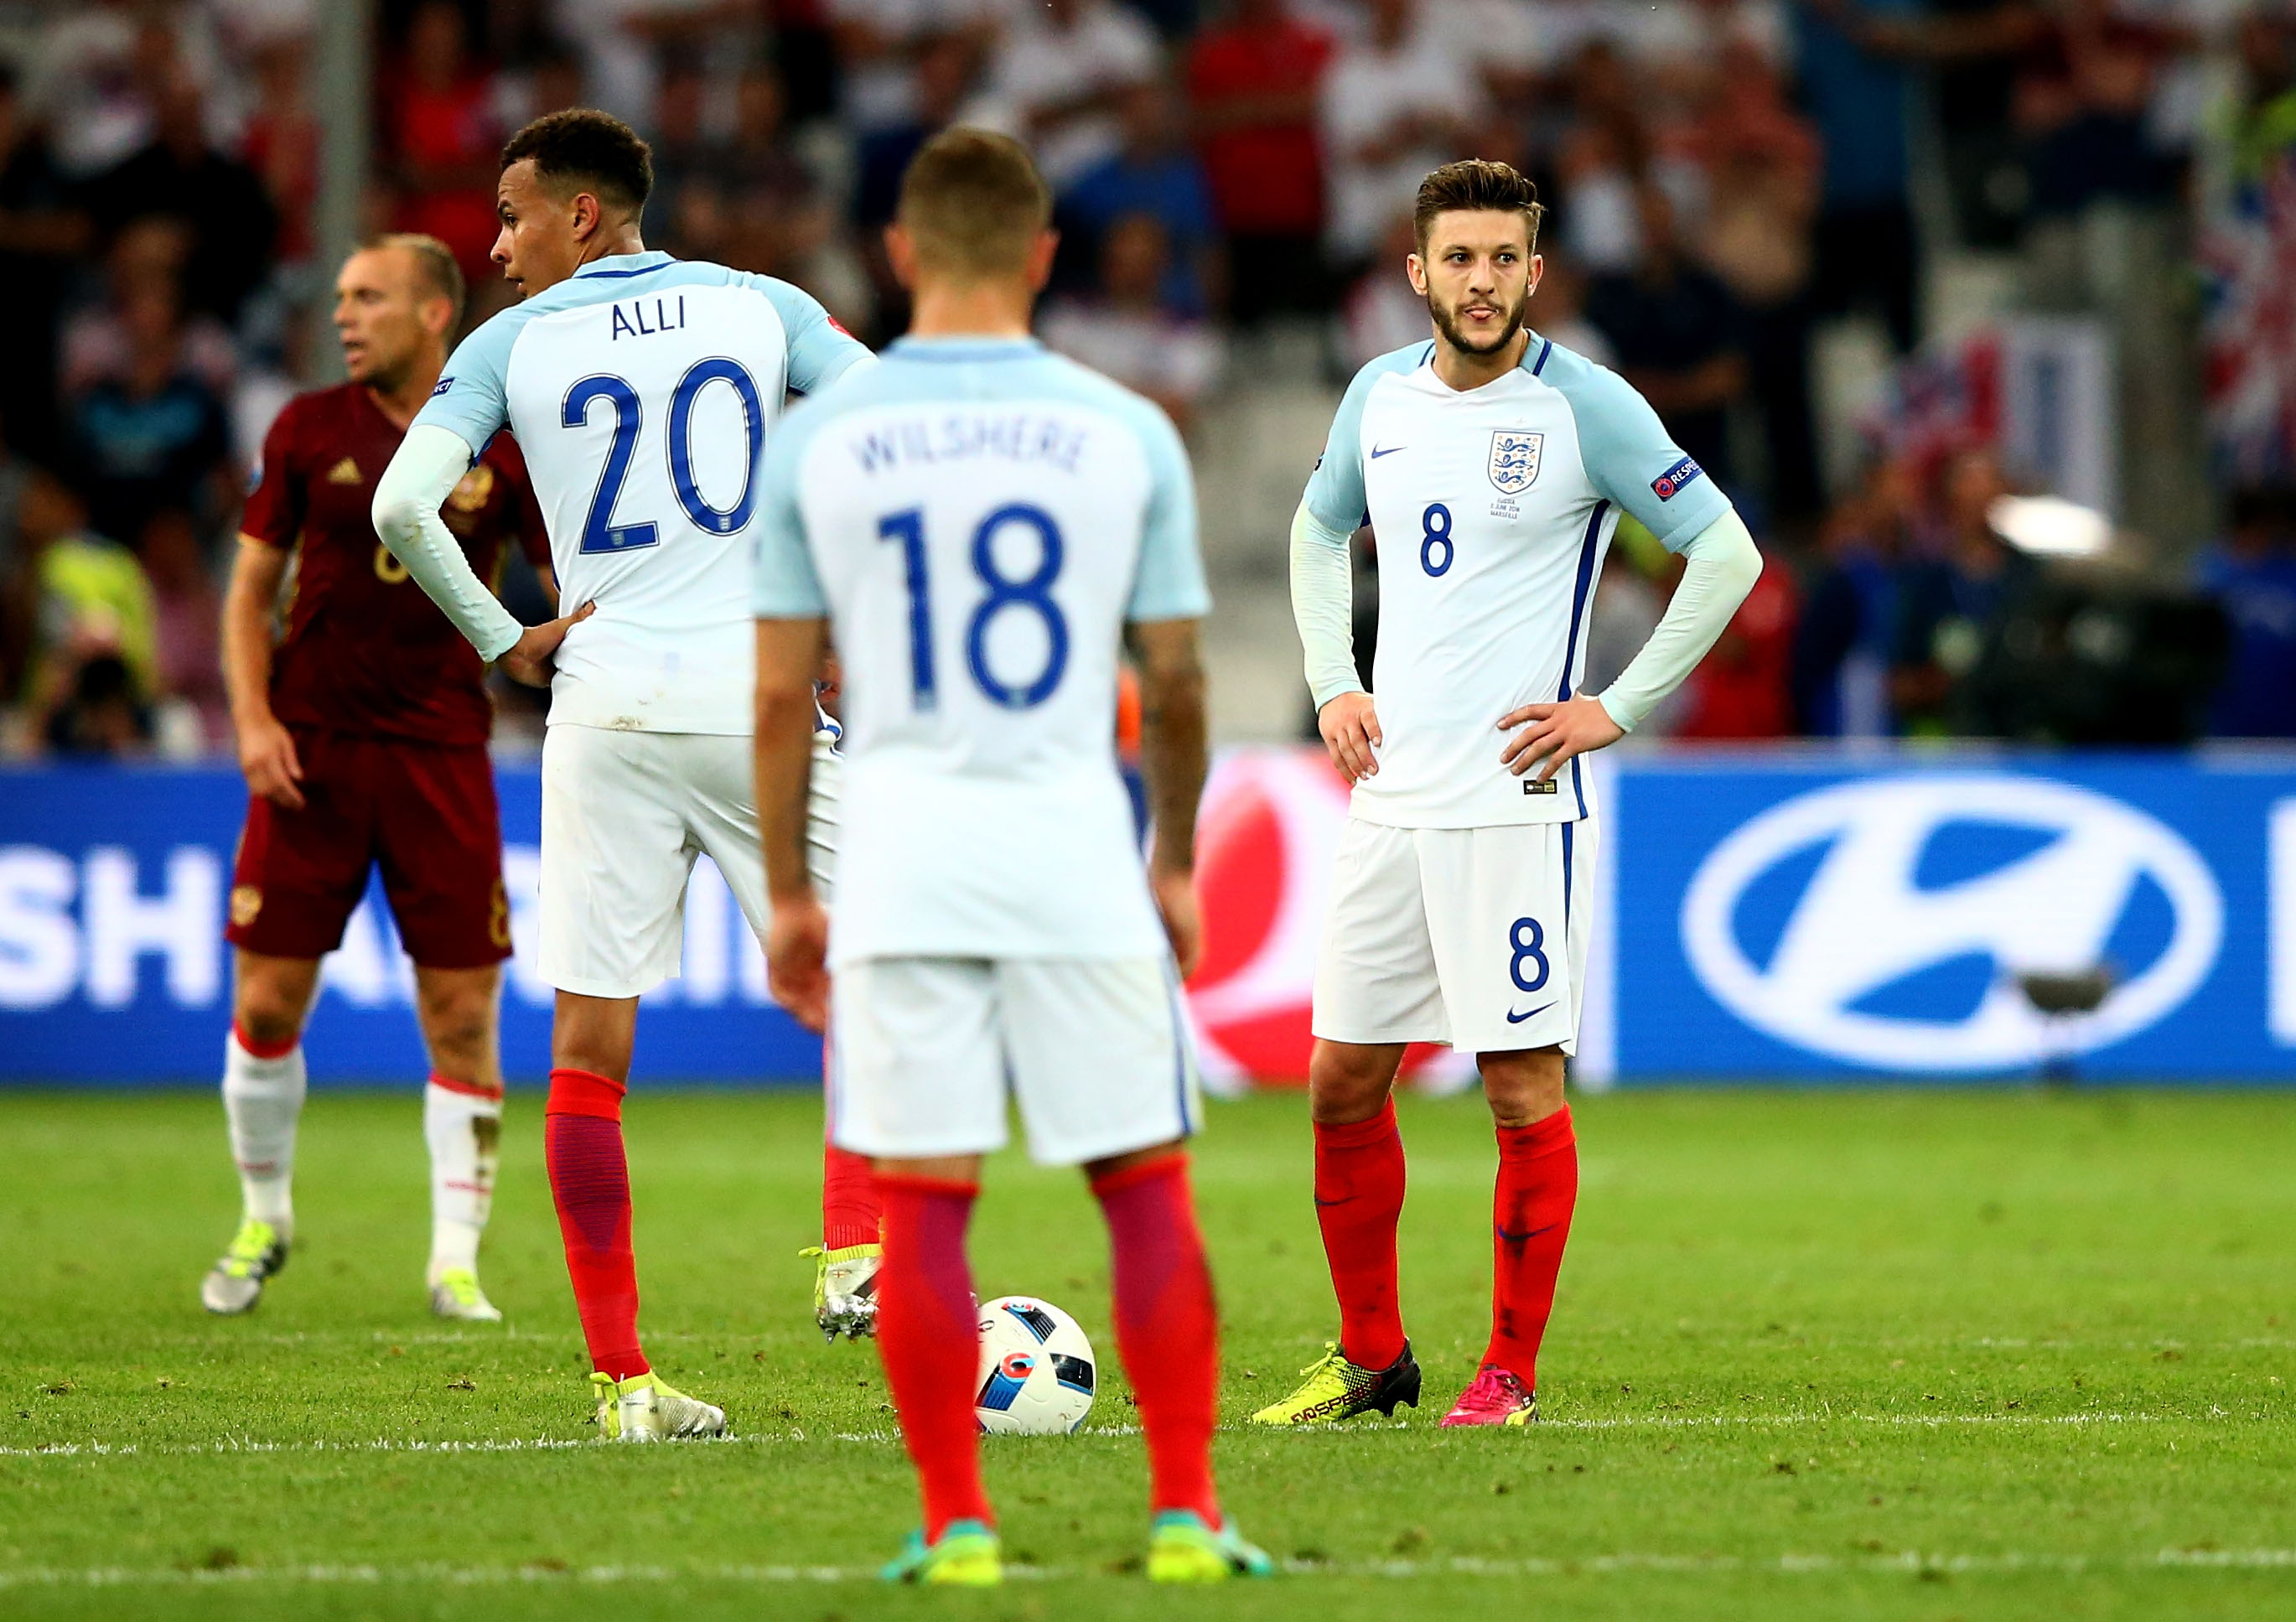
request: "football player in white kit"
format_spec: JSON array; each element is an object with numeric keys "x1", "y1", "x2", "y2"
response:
[
  {"x1": 372, "y1": 110, "x2": 873, "y2": 1439},
  {"x1": 752, "y1": 131, "x2": 1272, "y2": 1587},
  {"x1": 1254, "y1": 160, "x2": 1763, "y2": 1428}
]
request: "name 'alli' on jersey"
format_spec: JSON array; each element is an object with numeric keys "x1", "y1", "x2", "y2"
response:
[
  {"x1": 608, "y1": 294, "x2": 687, "y2": 339},
  {"x1": 413, "y1": 250, "x2": 873, "y2": 737}
]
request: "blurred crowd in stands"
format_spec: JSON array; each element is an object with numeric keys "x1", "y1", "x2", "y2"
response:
[{"x1": 0, "y1": 0, "x2": 2293, "y2": 760}]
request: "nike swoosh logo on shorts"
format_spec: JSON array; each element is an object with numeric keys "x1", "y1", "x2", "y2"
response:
[
  {"x1": 1370, "y1": 445, "x2": 1405, "y2": 458},
  {"x1": 1506, "y1": 1002, "x2": 1556, "y2": 1024}
]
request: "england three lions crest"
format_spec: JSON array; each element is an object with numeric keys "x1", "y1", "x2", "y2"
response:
[{"x1": 1489, "y1": 431, "x2": 1542, "y2": 495}]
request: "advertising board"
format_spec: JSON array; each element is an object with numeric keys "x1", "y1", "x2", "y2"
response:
[{"x1": 4, "y1": 749, "x2": 2290, "y2": 1085}]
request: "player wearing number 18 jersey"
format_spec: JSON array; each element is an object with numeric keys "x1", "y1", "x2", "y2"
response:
[
  {"x1": 1256, "y1": 161, "x2": 1763, "y2": 1429},
  {"x1": 374, "y1": 110, "x2": 873, "y2": 1439},
  {"x1": 754, "y1": 130, "x2": 1267, "y2": 1586}
]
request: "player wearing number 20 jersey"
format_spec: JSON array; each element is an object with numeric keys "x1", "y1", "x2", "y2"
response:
[
  {"x1": 412, "y1": 246, "x2": 866, "y2": 993},
  {"x1": 377, "y1": 111, "x2": 873, "y2": 1438}
]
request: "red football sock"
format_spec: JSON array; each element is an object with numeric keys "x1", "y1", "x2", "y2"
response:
[
  {"x1": 544, "y1": 1067, "x2": 647, "y2": 1381},
  {"x1": 1094, "y1": 1154, "x2": 1221, "y2": 1526},
  {"x1": 231, "y1": 1019, "x2": 298, "y2": 1061},
  {"x1": 1483, "y1": 1106, "x2": 1578, "y2": 1386},
  {"x1": 1314, "y1": 1099, "x2": 1408, "y2": 1370},
  {"x1": 876, "y1": 1174, "x2": 993, "y2": 1541},
  {"x1": 821, "y1": 1143, "x2": 880, "y2": 1251}
]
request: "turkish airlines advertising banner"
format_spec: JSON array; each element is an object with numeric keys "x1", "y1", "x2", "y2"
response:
[{"x1": 2, "y1": 749, "x2": 2292, "y2": 1084}]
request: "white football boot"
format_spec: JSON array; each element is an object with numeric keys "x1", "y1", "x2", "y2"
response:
[
  {"x1": 589, "y1": 1371, "x2": 728, "y2": 1441},
  {"x1": 428, "y1": 1267, "x2": 504, "y2": 1323},
  {"x1": 803, "y1": 1243, "x2": 883, "y2": 1341},
  {"x1": 200, "y1": 1218, "x2": 288, "y2": 1315}
]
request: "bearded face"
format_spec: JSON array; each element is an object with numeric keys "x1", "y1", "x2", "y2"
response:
[
  {"x1": 1427, "y1": 274, "x2": 1529, "y2": 357},
  {"x1": 1411, "y1": 210, "x2": 1540, "y2": 364}
]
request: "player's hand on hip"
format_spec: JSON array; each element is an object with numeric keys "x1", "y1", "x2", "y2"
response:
[
  {"x1": 499, "y1": 599, "x2": 597, "y2": 688},
  {"x1": 766, "y1": 891, "x2": 833, "y2": 1033},
  {"x1": 1151, "y1": 865, "x2": 1202, "y2": 979},
  {"x1": 1317, "y1": 691, "x2": 1382, "y2": 784},
  {"x1": 1498, "y1": 693, "x2": 1625, "y2": 782},
  {"x1": 236, "y1": 713, "x2": 305, "y2": 810}
]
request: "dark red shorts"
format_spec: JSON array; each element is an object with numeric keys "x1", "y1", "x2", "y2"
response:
[{"x1": 226, "y1": 730, "x2": 511, "y2": 968}]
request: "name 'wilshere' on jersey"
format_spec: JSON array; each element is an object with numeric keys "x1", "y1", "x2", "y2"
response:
[
  {"x1": 750, "y1": 126, "x2": 1270, "y2": 1588},
  {"x1": 758, "y1": 371, "x2": 1200, "y2": 965}
]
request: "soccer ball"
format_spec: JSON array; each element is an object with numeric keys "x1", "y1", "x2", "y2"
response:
[{"x1": 974, "y1": 1295, "x2": 1096, "y2": 1435}]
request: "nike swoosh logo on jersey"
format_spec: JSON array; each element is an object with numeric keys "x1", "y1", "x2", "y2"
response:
[
  {"x1": 1370, "y1": 444, "x2": 1405, "y2": 459},
  {"x1": 1506, "y1": 1002, "x2": 1556, "y2": 1024}
]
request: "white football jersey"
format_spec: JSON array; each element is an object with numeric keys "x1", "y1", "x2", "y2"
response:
[
  {"x1": 1303, "y1": 334, "x2": 1732, "y2": 827},
  {"x1": 752, "y1": 336, "x2": 1209, "y2": 965},
  {"x1": 416, "y1": 251, "x2": 873, "y2": 733}
]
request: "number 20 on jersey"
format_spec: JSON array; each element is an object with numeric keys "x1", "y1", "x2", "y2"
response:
[{"x1": 562, "y1": 359, "x2": 766, "y2": 553}]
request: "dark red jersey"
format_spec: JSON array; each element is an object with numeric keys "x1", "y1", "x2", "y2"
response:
[{"x1": 241, "y1": 382, "x2": 548, "y2": 745}]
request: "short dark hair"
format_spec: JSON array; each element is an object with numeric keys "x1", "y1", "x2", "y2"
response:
[
  {"x1": 896, "y1": 127, "x2": 1051, "y2": 278},
  {"x1": 500, "y1": 108, "x2": 653, "y2": 215},
  {"x1": 364, "y1": 232, "x2": 466, "y2": 327},
  {"x1": 1413, "y1": 158, "x2": 1545, "y2": 254}
]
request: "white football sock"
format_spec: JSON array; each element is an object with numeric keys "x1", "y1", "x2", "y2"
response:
[
  {"x1": 425, "y1": 1078, "x2": 502, "y2": 1280},
  {"x1": 222, "y1": 1028, "x2": 307, "y2": 1238}
]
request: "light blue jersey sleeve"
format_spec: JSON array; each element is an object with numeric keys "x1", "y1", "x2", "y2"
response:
[
  {"x1": 1123, "y1": 401, "x2": 1210, "y2": 622},
  {"x1": 1532, "y1": 338, "x2": 1732, "y2": 550},
  {"x1": 413, "y1": 304, "x2": 535, "y2": 454},
  {"x1": 740, "y1": 274, "x2": 875, "y2": 396},
  {"x1": 751, "y1": 396, "x2": 830, "y2": 618},
  {"x1": 1301, "y1": 344, "x2": 1427, "y2": 533}
]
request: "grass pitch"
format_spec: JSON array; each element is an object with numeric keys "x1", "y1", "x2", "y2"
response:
[{"x1": 3, "y1": 1086, "x2": 2293, "y2": 1620}]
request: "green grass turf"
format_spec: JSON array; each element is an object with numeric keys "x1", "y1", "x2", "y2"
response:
[{"x1": 3, "y1": 1086, "x2": 2293, "y2": 1620}]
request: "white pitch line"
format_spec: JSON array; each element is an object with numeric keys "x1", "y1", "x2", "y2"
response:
[
  {"x1": 0, "y1": 1433, "x2": 852, "y2": 1460},
  {"x1": 3, "y1": 1407, "x2": 2252, "y2": 1460},
  {"x1": 0, "y1": 1425, "x2": 1165, "y2": 1460},
  {"x1": 3, "y1": 1550, "x2": 2293, "y2": 1590},
  {"x1": 1536, "y1": 1411, "x2": 2191, "y2": 1431}
]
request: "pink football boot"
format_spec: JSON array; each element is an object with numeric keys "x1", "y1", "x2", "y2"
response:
[{"x1": 1439, "y1": 1365, "x2": 1537, "y2": 1427}]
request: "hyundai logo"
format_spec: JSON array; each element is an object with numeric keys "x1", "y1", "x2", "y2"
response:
[{"x1": 1681, "y1": 775, "x2": 2223, "y2": 1070}]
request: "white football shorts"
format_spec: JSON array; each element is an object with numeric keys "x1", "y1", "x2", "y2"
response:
[
  {"x1": 828, "y1": 955, "x2": 1201, "y2": 1166},
  {"x1": 538, "y1": 723, "x2": 839, "y2": 1000},
  {"x1": 1311, "y1": 816, "x2": 1596, "y2": 1055}
]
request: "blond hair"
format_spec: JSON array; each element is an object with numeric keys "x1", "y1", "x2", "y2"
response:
[
  {"x1": 360, "y1": 233, "x2": 467, "y2": 328},
  {"x1": 896, "y1": 128, "x2": 1052, "y2": 279}
]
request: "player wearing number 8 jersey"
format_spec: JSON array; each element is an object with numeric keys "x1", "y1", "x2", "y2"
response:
[
  {"x1": 374, "y1": 109, "x2": 874, "y2": 1438},
  {"x1": 1256, "y1": 160, "x2": 1763, "y2": 1429}
]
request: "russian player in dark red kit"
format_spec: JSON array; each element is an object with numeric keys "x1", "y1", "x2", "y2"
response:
[{"x1": 201, "y1": 234, "x2": 554, "y2": 1321}]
